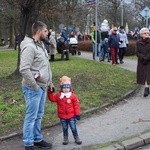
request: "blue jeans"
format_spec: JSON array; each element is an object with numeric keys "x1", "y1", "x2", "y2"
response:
[
  {"x1": 22, "y1": 85, "x2": 46, "y2": 146},
  {"x1": 92, "y1": 43, "x2": 102, "y2": 60},
  {"x1": 60, "y1": 118, "x2": 78, "y2": 138}
]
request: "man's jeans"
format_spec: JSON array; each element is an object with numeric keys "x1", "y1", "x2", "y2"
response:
[
  {"x1": 22, "y1": 85, "x2": 46, "y2": 146},
  {"x1": 92, "y1": 43, "x2": 102, "y2": 60},
  {"x1": 60, "y1": 118, "x2": 78, "y2": 138}
]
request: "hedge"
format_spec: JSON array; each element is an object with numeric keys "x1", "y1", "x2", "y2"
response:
[{"x1": 78, "y1": 40, "x2": 136, "y2": 56}]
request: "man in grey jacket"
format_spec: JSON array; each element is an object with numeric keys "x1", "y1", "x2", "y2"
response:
[{"x1": 20, "y1": 21, "x2": 53, "y2": 150}]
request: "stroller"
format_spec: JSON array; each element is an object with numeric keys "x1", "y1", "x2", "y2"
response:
[
  {"x1": 69, "y1": 37, "x2": 81, "y2": 55},
  {"x1": 57, "y1": 37, "x2": 69, "y2": 60}
]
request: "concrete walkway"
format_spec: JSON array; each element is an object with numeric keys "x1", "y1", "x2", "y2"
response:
[{"x1": 1, "y1": 52, "x2": 150, "y2": 150}]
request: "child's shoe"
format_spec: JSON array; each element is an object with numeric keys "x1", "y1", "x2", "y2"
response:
[
  {"x1": 74, "y1": 136, "x2": 82, "y2": 145},
  {"x1": 62, "y1": 136, "x2": 68, "y2": 145}
]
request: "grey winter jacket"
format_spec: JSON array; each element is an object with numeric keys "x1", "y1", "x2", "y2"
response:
[
  {"x1": 19, "y1": 36, "x2": 52, "y2": 90},
  {"x1": 118, "y1": 31, "x2": 128, "y2": 48}
]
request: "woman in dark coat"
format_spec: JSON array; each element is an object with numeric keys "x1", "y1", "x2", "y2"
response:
[{"x1": 135, "y1": 27, "x2": 150, "y2": 97}]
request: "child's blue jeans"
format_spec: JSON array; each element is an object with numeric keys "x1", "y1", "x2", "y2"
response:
[{"x1": 60, "y1": 118, "x2": 78, "y2": 138}]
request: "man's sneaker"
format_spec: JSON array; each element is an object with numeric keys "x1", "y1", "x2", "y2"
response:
[
  {"x1": 25, "y1": 146, "x2": 35, "y2": 150},
  {"x1": 34, "y1": 140, "x2": 52, "y2": 149}
]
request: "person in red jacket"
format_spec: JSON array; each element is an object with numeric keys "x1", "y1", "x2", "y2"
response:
[{"x1": 47, "y1": 76, "x2": 82, "y2": 145}]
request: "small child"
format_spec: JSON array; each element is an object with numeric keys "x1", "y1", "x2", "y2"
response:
[
  {"x1": 102, "y1": 38, "x2": 110, "y2": 62},
  {"x1": 47, "y1": 76, "x2": 82, "y2": 145}
]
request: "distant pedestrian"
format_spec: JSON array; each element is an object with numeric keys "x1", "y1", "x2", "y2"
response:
[
  {"x1": 7, "y1": 38, "x2": 10, "y2": 46},
  {"x1": 61, "y1": 26, "x2": 68, "y2": 44},
  {"x1": 118, "y1": 26, "x2": 129, "y2": 64},
  {"x1": 91, "y1": 26, "x2": 102, "y2": 60},
  {"x1": 49, "y1": 31, "x2": 57, "y2": 61},
  {"x1": 14, "y1": 33, "x2": 20, "y2": 50},
  {"x1": 135, "y1": 27, "x2": 150, "y2": 97},
  {"x1": 48, "y1": 75, "x2": 82, "y2": 145},
  {"x1": 108, "y1": 27, "x2": 120, "y2": 65},
  {"x1": 100, "y1": 19, "x2": 109, "y2": 41},
  {"x1": 102, "y1": 38, "x2": 110, "y2": 62}
]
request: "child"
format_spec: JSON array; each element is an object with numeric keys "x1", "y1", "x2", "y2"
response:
[
  {"x1": 47, "y1": 76, "x2": 82, "y2": 145},
  {"x1": 102, "y1": 38, "x2": 110, "y2": 62}
]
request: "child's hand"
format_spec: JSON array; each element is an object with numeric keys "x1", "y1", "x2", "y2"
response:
[
  {"x1": 76, "y1": 115, "x2": 80, "y2": 120},
  {"x1": 48, "y1": 87, "x2": 55, "y2": 93}
]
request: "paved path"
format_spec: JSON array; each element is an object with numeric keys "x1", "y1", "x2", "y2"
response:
[{"x1": 1, "y1": 52, "x2": 150, "y2": 150}]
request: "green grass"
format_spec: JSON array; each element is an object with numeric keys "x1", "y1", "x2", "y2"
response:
[
  {"x1": 0, "y1": 50, "x2": 18, "y2": 77},
  {"x1": 0, "y1": 49, "x2": 136, "y2": 136}
]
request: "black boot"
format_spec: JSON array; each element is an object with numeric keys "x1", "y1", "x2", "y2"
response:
[
  {"x1": 34, "y1": 140, "x2": 52, "y2": 149},
  {"x1": 144, "y1": 87, "x2": 149, "y2": 97},
  {"x1": 62, "y1": 136, "x2": 68, "y2": 145},
  {"x1": 74, "y1": 136, "x2": 82, "y2": 145},
  {"x1": 25, "y1": 146, "x2": 35, "y2": 150}
]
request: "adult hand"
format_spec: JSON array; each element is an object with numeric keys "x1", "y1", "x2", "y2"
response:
[{"x1": 48, "y1": 84, "x2": 55, "y2": 92}]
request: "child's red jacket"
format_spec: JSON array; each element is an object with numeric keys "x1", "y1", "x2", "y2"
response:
[{"x1": 48, "y1": 90, "x2": 80, "y2": 120}]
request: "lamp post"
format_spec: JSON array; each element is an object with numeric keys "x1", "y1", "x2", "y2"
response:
[
  {"x1": 121, "y1": 0, "x2": 124, "y2": 26},
  {"x1": 94, "y1": 0, "x2": 98, "y2": 60}
]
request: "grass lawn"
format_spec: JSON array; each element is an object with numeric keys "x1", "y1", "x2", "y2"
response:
[{"x1": 0, "y1": 49, "x2": 136, "y2": 136}]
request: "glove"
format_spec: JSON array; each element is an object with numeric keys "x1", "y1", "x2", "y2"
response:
[
  {"x1": 76, "y1": 115, "x2": 80, "y2": 120},
  {"x1": 142, "y1": 57, "x2": 150, "y2": 65}
]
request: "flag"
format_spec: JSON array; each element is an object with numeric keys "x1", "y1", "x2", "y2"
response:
[{"x1": 84, "y1": 0, "x2": 96, "y2": 6}]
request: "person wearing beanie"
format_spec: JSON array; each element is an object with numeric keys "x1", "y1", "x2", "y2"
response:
[{"x1": 47, "y1": 75, "x2": 82, "y2": 145}]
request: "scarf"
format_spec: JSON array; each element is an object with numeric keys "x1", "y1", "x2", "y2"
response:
[{"x1": 60, "y1": 92, "x2": 72, "y2": 99}]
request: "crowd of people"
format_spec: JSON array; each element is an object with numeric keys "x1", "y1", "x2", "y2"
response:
[
  {"x1": 40, "y1": 19, "x2": 137, "y2": 66},
  {"x1": 90, "y1": 20, "x2": 129, "y2": 65}
]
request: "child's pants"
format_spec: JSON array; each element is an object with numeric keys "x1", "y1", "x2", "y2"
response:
[{"x1": 60, "y1": 118, "x2": 78, "y2": 138}]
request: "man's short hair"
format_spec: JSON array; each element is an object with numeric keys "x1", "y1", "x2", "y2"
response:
[{"x1": 32, "y1": 21, "x2": 47, "y2": 35}]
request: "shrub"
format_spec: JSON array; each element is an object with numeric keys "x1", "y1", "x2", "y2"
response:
[
  {"x1": 125, "y1": 40, "x2": 136, "y2": 56},
  {"x1": 78, "y1": 40, "x2": 136, "y2": 56},
  {"x1": 78, "y1": 40, "x2": 92, "y2": 52}
]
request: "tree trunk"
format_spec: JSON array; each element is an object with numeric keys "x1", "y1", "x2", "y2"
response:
[
  {"x1": 11, "y1": 0, "x2": 39, "y2": 77},
  {"x1": 8, "y1": 17, "x2": 14, "y2": 48}
]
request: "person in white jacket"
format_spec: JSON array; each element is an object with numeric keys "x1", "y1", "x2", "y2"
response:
[
  {"x1": 69, "y1": 35, "x2": 78, "y2": 55},
  {"x1": 118, "y1": 26, "x2": 129, "y2": 64}
]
